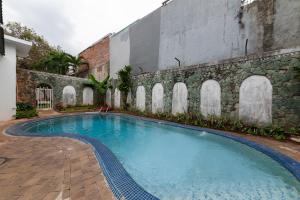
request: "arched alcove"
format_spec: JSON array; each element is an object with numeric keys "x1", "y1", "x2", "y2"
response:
[
  {"x1": 152, "y1": 83, "x2": 164, "y2": 114},
  {"x1": 136, "y1": 86, "x2": 146, "y2": 111},
  {"x1": 62, "y1": 85, "x2": 76, "y2": 106},
  {"x1": 106, "y1": 89, "x2": 112, "y2": 107},
  {"x1": 239, "y1": 75, "x2": 272, "y2": 125},
  {"x1": 172, "y1": 82, "x2": 188, "y2": 115},
  {"x1": 200, "y1": 80, "x2": 221, "y2": 117},
  {"x1": 83, "y1": 87, "x2": 94, "y2": 105},
  {"x1": 114, "y1": 88, "x2": 121, "y2": 108}
]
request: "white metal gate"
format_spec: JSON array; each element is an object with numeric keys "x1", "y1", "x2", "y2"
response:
[{"x1": 36, "y1": 88, "x2": 53, "y2": 110}]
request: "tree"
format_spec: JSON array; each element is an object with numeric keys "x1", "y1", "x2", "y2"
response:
[
  {"x1": 34, "y1": 51, "x2": 70, "y2": 75},
  {"x1": 67, "y1": 55, "x2": 88, "y2": 75},
  {"x1": 88, "y1": 74, "x2": 110, "y2": 105},
  {"x1": 4, "y1": 22, "x2": 58, "y2": 70},
  {"x1": 117, "y1": 65, "x2": 132, "y2": 110}
]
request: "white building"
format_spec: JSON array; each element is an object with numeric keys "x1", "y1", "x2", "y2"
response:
[{"x1": 0, "y1": 35, "x2": 32, "y2": 121}]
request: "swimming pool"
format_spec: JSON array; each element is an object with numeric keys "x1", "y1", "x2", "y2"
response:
[{"x1": 7, "y1": 114, "x2": 300, "y2": 200}]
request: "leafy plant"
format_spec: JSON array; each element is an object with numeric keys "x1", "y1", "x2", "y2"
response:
[
  {"x1": 16, "y1": 102, "x2": 34, "y2": 111},
  {"x1": 117, "y1": 65, "x2": 133, "y2": 110},
  {"x1": 121, "y1": 109, "x2": 293, "y2": 141},
  {"x1": 16, "y1": 102, "x2": 38, "y2": 119},
  {"x1": 67, "y1": 55, "x2": 88, "y2": 75},
  {"x1": 34, "y1": 51, "x2": 71, "y2": 75},
  {"x1": 89, "y1": 75, "x2": 110, "y2": 95},
  {"x1": 88, "y1": 75, "x2": 110, "y2": 105}
]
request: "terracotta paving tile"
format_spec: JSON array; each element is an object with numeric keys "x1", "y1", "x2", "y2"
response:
[{"x1": 0, "y1": 120, "x2": 114, "y2": 200}]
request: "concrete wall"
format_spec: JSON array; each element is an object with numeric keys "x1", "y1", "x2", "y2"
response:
[
  {"x1": 108, "y1": 0, "x2": 300, "y2": 74},
  {"x1": 110, "y1": 28, "x2": 130, "y2": 79},
  {"x1": 272, "y1": 0, "x2": 300, "y2": 50},
  {"x1": 129, "y1": 8, "x2": 161, "y2": 75},
  {"x1": 0, "y1": 44, "x2": 16, "y2": 121},
  {"x1": 159, "y1": 0, "x2": 247, "y2": 69}
]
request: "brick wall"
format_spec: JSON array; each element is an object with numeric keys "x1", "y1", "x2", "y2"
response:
[{"x1": 79, "y1": 34, "x2": 111, "y2": 81}]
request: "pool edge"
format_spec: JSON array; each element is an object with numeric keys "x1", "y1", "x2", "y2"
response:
[{"x1": 4, "y1": 112, "x2": 300, "y2": 199}]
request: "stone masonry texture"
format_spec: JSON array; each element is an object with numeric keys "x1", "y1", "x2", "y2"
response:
[
  {"x1": 17, "y1": 69, "x2": 93, "y2": 107},
  {"x1": 122, "y1": 50, "x2": 300, "y2": 128}
]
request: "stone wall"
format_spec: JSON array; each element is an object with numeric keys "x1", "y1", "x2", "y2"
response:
[
  {"x1": 115, "y1": 50, "x2": 300, "y2": 128},
  {"x1": 17, "y1": 69, "x2": 94, "y2": 107},
  {"x1": 79, "y1": 34, "x2": 111, "y2": 81}
]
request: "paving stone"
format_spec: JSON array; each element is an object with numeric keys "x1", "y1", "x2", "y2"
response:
[{"x1": 0, "y1": 120, "x2": 114, "y2": 200}]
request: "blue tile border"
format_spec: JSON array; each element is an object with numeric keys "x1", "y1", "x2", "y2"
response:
[{"x1": 5, "y1": 112, "x2": 300, "y2": 200}]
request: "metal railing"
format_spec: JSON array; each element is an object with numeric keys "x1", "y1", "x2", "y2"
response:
[{"x1": 36, "y1": 88, "x2": 53, "y2": 110}]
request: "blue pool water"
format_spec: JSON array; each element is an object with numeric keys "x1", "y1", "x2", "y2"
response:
[{"x1": 24, "y1": 114, "x2": 300, "y2": 200}]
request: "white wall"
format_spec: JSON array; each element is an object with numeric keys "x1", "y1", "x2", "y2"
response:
[
  {"x1": 152, "y1": 83, "x2": 164, "y2": 113},
  {"x1": 62, "y1": 86, "x2": 77, "y2": 106},
  {"x1": 83, "y1": 87, "x2": 94, "y2": 105},
  {"x1": 106, "y1": 89, "x2": 112, "y2": 107},
  {"x1": 136, "y1": 86, "x2": 146, "y2": 111},
  {"x1": 0, "y1": 44, "x2": 17, "y2": 121},
  {"x1": 200, "y1": 80, "x2": 221, "y2": 117},
  {"x1": 114, "y1": 88, "x2": 121, "y2": 108},
  {"x1": 172, "y1": 82, "x2": 188, "y2": 115},
  {"x1": 239, "y1": 75, "x2": 272, "y2": 125},
  {"x1": 110, "y1": 28, "x2": 130, "y2": 79}
]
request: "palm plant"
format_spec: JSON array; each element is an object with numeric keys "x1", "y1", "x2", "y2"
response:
[
  {"x1": 66, "y1": 55, "x2": 88, "y2": 74},
  {"x1": 34, "y1": 51, "x2": 70, "y2": 75},
  {"x1": 88, "y1": 75, "x2": 110, "y2": 105},
  {"x1": 118, "y1": 65, "x2": 132, "y2": 110}
]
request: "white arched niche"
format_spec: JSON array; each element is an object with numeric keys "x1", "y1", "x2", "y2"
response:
[
  {"x1": 114, "y1": 88, "x2": 121, "y2": 109},
  {"x1": 172, "y1": 82, "x2": 188, "y2": 115},
  {"x1": 127, "y1": 90, "x2": 132, "y2": 105},
  {"x1": 106, "y1": 89, "x2": 112, "y2": 107},
  {"x1": 152, "y1": 83, "x2": 164, "y2": 114},
  {"x1": 239, "y1": 75, "x2": 272, "y2": 125},
  {"x1": 136, "y1": 86, "x2": 146, "y2": 111},
  {"x1": 200, "y1": 80, "x2": 221, "y2": 117},
  {"x1": 62, "y1": 86, "x2": 76, "y2": 106},
  {"x1": 83, "y1": 87, "x2": 94, "y2": 105}
]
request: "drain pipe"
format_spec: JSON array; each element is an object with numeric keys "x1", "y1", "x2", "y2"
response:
[
  {"x1": 245, "y1": 39, "x2": 248, "y2": 56},
  {"x1": 175, "y1": 57, "x2": 181, "y2": 67},
  {"x1": 162, "y1": 0, "x2": 172, "y2": 6}
]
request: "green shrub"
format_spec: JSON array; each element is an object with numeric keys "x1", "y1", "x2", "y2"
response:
[
  {"x1": 58, "y1": 105, "x2": 97, "y2": 113},
  {"x1": 16, "y1": 102, "x2": 34, "y2": 111},
  {"x1": 15, "y1": 102, "x2": 38, "y2": 119},
  {"x1": 120, "y1": 110, "x2": 294, "y2": 141},
  {"x1": 16, "y1": 109, "x2": 38, "y2": 119}
]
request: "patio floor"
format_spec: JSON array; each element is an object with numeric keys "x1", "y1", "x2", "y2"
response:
[{"x1": 0, "y1": 119, "x2": 114, "y2": 200}]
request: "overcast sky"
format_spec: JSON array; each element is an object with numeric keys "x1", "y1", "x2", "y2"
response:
[{"x1": 4, "y1": 0, "x2": 163, "y2": 55}]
